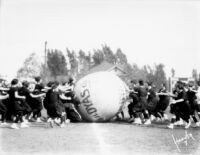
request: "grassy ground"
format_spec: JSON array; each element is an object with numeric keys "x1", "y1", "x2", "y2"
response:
[
  {"x1": 1, "y1": 117, "x2": 200, "y2": 155},
  {"x1": 1, "y1": 122, "x2": 200, "y2": 155},
  {"x1": 0, "y1": 106, "x2": 200, "y2": 155}
]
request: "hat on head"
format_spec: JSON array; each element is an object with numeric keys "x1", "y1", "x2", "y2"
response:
[{"x1": 11, "y1": 79, "x2": 18, "y2": 85}]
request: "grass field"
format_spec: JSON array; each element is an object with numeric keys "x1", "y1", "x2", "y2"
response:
[
  {"x1": 1, "y1": 120, "x2": 200, "y2": 155},
  {"x1": 0, "y1": 107, "x2": 200, "y2": 155}
]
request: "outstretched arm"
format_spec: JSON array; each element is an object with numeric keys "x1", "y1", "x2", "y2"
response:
[
  {"x1": 30, "y1": 93, "x2": 46, "y2": 98},
  {"x1": 171, "y1": 99, "x2": 184, "y2": 104},
  {"x1": 0, "y1": 87, "x2": 9, "y2": 91},
  {"x1": 0, "y1": 94, "x2": 9, "y2": 100},
  {"x1": 15, "y1": 91, "x2": 25, "y2": 100},
  {"x1": 59, "y1": 94, "x2": 72, "y2": 100}
]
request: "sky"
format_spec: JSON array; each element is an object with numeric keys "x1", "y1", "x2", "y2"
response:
[{"x1": 0, "y1": 0, "x2": 200, "y2": 79}]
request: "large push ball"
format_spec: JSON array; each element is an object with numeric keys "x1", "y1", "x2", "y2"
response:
[
  {"x1": 74, "y1": 71, "x2": 129, "y2": 122},
  {"x1": 197, "y1": 88, "x2": 200, "y2": 104}
]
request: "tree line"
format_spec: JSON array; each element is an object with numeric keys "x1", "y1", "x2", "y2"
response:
[{"x1": 17, "y1": 44, "x2": 169, "y2": 89}]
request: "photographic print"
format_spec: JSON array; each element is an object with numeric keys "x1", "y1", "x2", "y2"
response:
[{"x1": 0, "y1": 0, "x2": 200, "y2": 154}]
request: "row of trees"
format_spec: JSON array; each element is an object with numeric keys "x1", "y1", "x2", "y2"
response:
[
  {"x1": 17, "y1": 44, "x2": 168, "y2": 88},
  {"x1": 192, "y1": 69, "x2": 200, "y2": 85}
]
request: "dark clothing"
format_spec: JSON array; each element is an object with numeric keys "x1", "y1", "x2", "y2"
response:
[
  {"x1": 130, "y1": 86, "x2": 150, "y2": 119},
  {"x1": 187, "y1": 90, "x2": 197, "y2": 103},
  {"x1": 34, "y1": 83, "x2": 45, "y2": 94},
  {"x1": 7, "y1": 87, "x2": 24, "y2": 115},
  {"x1": 31, "y1": 84, "x2": 44, "y2": 118},
  {"x1": 7, "y1": 87, "x2": 24, "y2": 122},
  {"x1": 170, "y1": 90, "x2": 191, "y2": 122},
  {"x1": 61, "y1": 92, "x2": 74, "y2": 105},
  {"x1": 170, "y1": 103, "x2": 190, "y2": 123},
  {"x1": 187, "y1": 90, "x2": 199, "y2": 122},
  {"x1": 66, "y1": 108, "x2": 81, "y2": 122},
  {"x1": 18, "y1": 87, "x2": 32, "y2": 115},
  {"x1": 18, "y1": 87, "x2": 31, "y2": 100},
  {"x1": 187, "y1": 90, "x2": 199, "y2": 112},
  {"x1": 8, "y1": 87, "x2": 19, "y2": 103},
  {"x1": 147, "y1": 89, "x2": 158, "y2": 112},
  {"x1": 44, "y1": 89, "x2": 64, "y2": 118},
  {"x1": 129, "y1": 92, "x2": 139, "y2": 106},
  {"x1": 128, "y1": 92, "x2": 139, "y2": 118},
  {"x1": 33, "y1": 83, "x2": 45, "y2": 104},
  {"x1": 60, "y1": 91, "x2": 82, "y2": 122},
  {"x1": 135, "y1": 86, "x2": 148, "y2": 110},
  {"x1": 176, "y1": 90, "x2": 188, "y2": 101},
  {"x1": 0, "y1": 100, "x2": 7, "y2": 122},
  {"x1": 157, "y1": 90, "x2": 170, "y2": 112}
]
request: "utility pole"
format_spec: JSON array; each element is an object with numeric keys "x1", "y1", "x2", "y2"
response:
[
  {"x1": 44, "y1": 41, "x2": 47, "y2": 68},
  {"x1": 43, "y1": 41, "x2": 48, "y2": 83}
]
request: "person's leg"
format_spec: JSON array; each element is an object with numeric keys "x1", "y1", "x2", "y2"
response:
[
  {"x1": 120, "y1": 111, "x2": 124, "y2": 120},
  {"x1": 1, "y1": 112, "x2": 6, "y2": 122},
  {"x1": 1, "y1": 109, "x2": 7, "y2": 124},
  {"x1": 10, "y1": 111, "x2": 23, "y2": 129},
  {"x1": 192, "y1": 103, "x2": 200, "y2": 124},
  {"x1": 182, "y1": 115, "x2": 191, "y2": 129},
  {"x1": 155, "y1": 111, "x2": 162, "y2": 119},
  {"x1": 46, "y1": 108, "x2": 55, "y2": 128},
  {"x1": 144, "y1": 110, "x2": 151, "y2": 125},
  {"x1": 24, "y1": 103, "x2": 32, "y2": 121},
  {"x1": 56, "y1": 103, "x2": 66, "y2": 127},
  {"x1": 60, "y1": 112, "x2": 66, "y2": 127},
  {"x1": 35, "y1": 109, "x2": 42, "y2": 122},
  {"x1": 128, "y1": 104, "x2": 134, "y2": 118},
  {"x1": 0, "y1": 102, "x2": 7, "y2": 123},
  {"x1": 32, "y1": 108, "x2": 38, "y2": 120},
  {"x1": 192, "y1": 112, "x2": 198, "y2": 123},
  {"x1": 168, "y1": 104, "x2": 180, "y2": 129},
  {"x1": 133, "y1": 111, "x2": 142, "y2": 124},
  {"x1": 14, "y1": 111, "x2": 23, "y2": 123},
  {"x1": 31, "y1": 99, "x2": 42, "y2": 122},
  {"x1": 36, "y1": 101, "x2": 43, "y2": 119}
]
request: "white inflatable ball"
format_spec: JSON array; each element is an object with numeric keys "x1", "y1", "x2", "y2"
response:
[
  {"x1": 74, "y1": 71, "x2": 129, "y2": 122},
  {"x1": 197, "y1": 87, "x2": 200, "y2": 104}
]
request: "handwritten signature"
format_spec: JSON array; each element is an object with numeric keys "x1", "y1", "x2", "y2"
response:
[{"x1": 172, "y1": 131, "x2": 195, "y2": 152}]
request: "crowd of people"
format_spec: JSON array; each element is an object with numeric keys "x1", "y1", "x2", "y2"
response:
[
  {"x1": 0, "y1": 76, "x2": 200, "y2": 130},
  {"x1": 127, "y1": 79, "x2": 200, "y2": 129},
  {"x1": 0, "y1": 77, "x2": 81, "y2": 129}
]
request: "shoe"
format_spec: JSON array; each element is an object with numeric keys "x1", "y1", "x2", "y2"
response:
[
  {"x1": 167, "y1": 124, "x2": 174, "y2": 129},
  {"x1": 28, "y1": 115, "x2": 32, "y2": 120},
  {"x1": 195, "y1": 122, "x2": 200, "y2": 127},
  {"x1": 12, "y1": 116, "x2": 16, "y2": 122},
  {"x1": 20, "y1": 122, "x2": 29, "y2": 128},
  {"x1": 29, "y1": 117, "x2": 36, "y2": 122},
  {"x1": 150, "y1": 115, "x2": 156, "y2": 121},
  {"x1": 0, "y1": 122, "x2": 8, "y2": 126},
  {"x1": 50, "y1": 120, "x2": 54, "y2": 128},
  {"x1": 163, "y1": 114, "x2": 168, "y2": 121},
  {"x1": 10, "y1": 123, "x2": 19, "y2": 129},
  {"x1": 47, "y1": 118, "x2": 52, "y2": 123},
  {"x1": 144, "y1": 119, "x2": 151, "y2": 125},
  {"x1": 156, "y1": 118, "x2": 162, "y2": 122},
  {"x1": 128, "y1": 117, "x2": 134, "y2": 123},
  {"x1": 185, "y1": 121, "x2": 191, "y2": 129},
  {"x1": 36, "y1": 118, "x2": 42, "y2": 123},
  {"x1": 60, "y1": 123, "x2": 65, "y2": 128},
  {"x1": 133, "y1": 118, "x2": 142, "y2": 125},
  {"x1": 24, "y1": 119, "x2": 31, "y2": 125},
  {"x1": 66, "y1": 119, "x2": 70, "y2": 124},
  {"x1": 174, "y1": 119, "x2": 184, "y2": 126},
  {"x1": 174, "y1": 121, "x2": 179, "y2": 125},
  {"x1": 54, "y1": 118, "x2": 61, "y2": 124}
]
